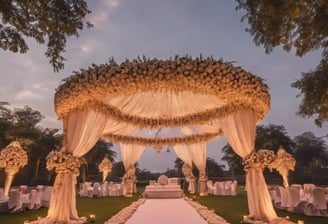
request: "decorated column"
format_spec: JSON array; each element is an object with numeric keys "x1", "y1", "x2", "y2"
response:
[
  {"x1": 198, "y1": 169, "x2": 208, "y2": 196},
  {"x1": 122, "y1": 165, "x2": 136, "y2": 197},
  {"x1": 270, "y1": 147, "x2": 296, "y2": 188},
  {"x1": 182, "y1": 163, "x2": 196, "y2": 194},
  {"x1": 98, "y1": 155, "x2": 113, "y2": 182},
  {"x1": 0, "y1": 141, "x2": 28, "y2": 197}
]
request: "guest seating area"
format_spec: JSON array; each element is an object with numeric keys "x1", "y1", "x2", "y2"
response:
[
  {"x1": 269, "y1": 183, "x2": 328, "y2": 217},
  {"x1": 207, "y1": 180, "x2": 238, "y2": 196},
  {"x1": 0, "y1": 185, "x2": 52, "y2": 213},
  {"x1": 144, "y1": 175, "x2": 183, "y2": 198},
  {"x1": 79, "y1": 181, "x2": 125, "y2": 198}
]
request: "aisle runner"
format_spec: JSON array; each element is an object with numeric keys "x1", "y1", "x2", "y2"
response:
[{"x1": 126, "y1": 198, "x2": 207, "y2": 224}]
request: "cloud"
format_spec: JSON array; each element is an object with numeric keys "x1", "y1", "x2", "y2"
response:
[{"x1": 14, "y1": 90, "x2": 45, "y2": 101}]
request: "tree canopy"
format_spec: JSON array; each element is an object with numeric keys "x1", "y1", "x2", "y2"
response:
[
  {"x1": 236, "y1": 0, "x2": 328, "y2": 126},
  {"x1": 0, "y1": 0, "x2": 92, "y2": 72}
]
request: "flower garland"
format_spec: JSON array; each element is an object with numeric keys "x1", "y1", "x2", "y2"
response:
[
  {"x1": 103, "y1": 130, "x2": 222, "y2": 148},
  {"x1": 46, "y1": 150, "x2": 85, "y2": 175},
  {"x1": 182, "y1": 163, "x2": 195, "y2": 183},
  {"x1": 0, "y1": 141, "x2": 28, "y2": 174},
  {"x1": 122, "y1": 165, "x2": 137, "y2": 184},
  {"x1": 55, "y1": 56, "x2": 270, "y2": 125},
  {"x1": 243, "y1": 149, "x2": 276, "y2": 172}
]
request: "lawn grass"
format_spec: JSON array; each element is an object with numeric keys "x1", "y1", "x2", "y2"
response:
[
  {"x1": 0, "y1": 185, "x2": 327, "y2": 224},
  {"x1": 195, "y1": 186, "x2": 328, "y2": 224}
]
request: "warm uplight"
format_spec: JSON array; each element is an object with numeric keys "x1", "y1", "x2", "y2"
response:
[
  {"x1": 89, "y1": 214, "x2": 96, "y2": 222},
  {"x1": 243, "y1": 215, "x2": 247, "y2": 222},
  {"x1": 297, "y1": 220, "x2": 304, "y2": 224},
  {"x1": 23, "y1": 221, "x2": 29, "y2": 224},
  {"x1": 37, "y1": 216, "x2": 42, "y2": 220}
]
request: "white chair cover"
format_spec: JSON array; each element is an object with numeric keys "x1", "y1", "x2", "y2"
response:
[
  {"x1": 304, "y1": 187, "x2": 328, "y2": 217},
  {"x1": 92, "y1": 183, "x2": 101, "y2": 197},
  {"x1": 206, "y1": 180, "x2": 214, "y2": 194},
  {"x1": 101, "y1": 182, "x2": 109, "y2": 197},
  {"x1": 278, "y1": 186, "x2": 288, "y2": 209},
  {"x1": 41, "y1": 186, "x2": 53, "y2": 208},
  {"x1": 230, "y1": 180, "x2": 238, "y2": 196},
  {"x1": 8, "y1": 190, "x2": 22, "y2": 213}
]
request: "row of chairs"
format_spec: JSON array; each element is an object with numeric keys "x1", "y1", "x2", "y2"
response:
[
  {"x1": 207, "y1": 180, "x2": 238, "y2": 196},
  {"x1": 79, "y1": 182, "x2": 126, "y2": 198},
  {"x1": 5, "y1": 185, "x2": 52, "y2": 213},
  {"x1": 270, "y1": 185, "x2": 328, "y2": 217}
]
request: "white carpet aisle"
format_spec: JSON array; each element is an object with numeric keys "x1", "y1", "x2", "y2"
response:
[{"x1": 126, "y1": 198, "x2": 208, "y2": 224}]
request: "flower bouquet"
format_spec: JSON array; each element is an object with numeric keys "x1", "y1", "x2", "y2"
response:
[{"x1": 46, "y1": 150, "x2": 85, "y2": 175}]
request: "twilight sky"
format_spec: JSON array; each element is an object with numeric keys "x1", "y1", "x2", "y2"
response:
[{"x1": 0, "y1": 0, "x2": 326, "y2": 172}]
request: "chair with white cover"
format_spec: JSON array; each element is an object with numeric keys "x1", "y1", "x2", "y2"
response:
[
  {"x1": 224, "y1": 181, "x2": 232, "y2": 195},
  {"x1": 213, "y1": 181, "x2": 224, "y2": 196},
  {"x1": 304, "y1": 187, "x2": 328, "y2": 217},
  {"x1": 276, "y1": 186, "x2": 288, "y2": 210},
  {"x1": 41, "y1": 186, "x2": 52, "y2": 207},
  {"x1": 269, "y1": 188, "x2": 281, "y2": 207},
  {"x1": 35, "y1": 188, "x2": 43, "y2": 209},
  {"x1": 24, "y1": 189, "x2": 37, "y2": 210},
  {"x1": 8, "y1": 190, "x2": 23, "y2": 213},
  {"x1": 206, "y1": 180, "x2": 214, "y2": 195},
  {"x1": 108, "y1": 182, "x2": 120, "y2": 196},
  {"x1": 79, "y1": 182, "x2": 91, "y2": 197},
  {"x1": 93, "y1": 183, "x2": 101, "y2": 197},
  {"x1": 286, "y1": 187, "x2": 306, "y2": 213},
  {"x1": 101, "y1": 181, "x2": 109, "y2": 197},
  {"x1": 230, "y1": 180, "x2": 238, "y2": 196},
  {"x1": 303, "y1": 183, "x2": 315, "y2": 197},
  {"x1": 0, "y1": 188, "x2": 5, "y2": 201}
]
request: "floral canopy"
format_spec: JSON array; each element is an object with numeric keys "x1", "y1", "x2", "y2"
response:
[
  {"x1": 42, "y1": 56, "x2": 278, "y2": 224},
  {"x1": 55, "y1": 56, "x2": 270, "y2": 146}
]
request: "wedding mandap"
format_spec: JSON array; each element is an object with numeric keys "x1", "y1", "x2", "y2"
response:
[{"x1": 38, "y1": 56, "x2": 284, "y2": 223}]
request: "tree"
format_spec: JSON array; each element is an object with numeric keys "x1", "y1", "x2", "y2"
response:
[
  {"x1": 293, "y1": 132, "x2": 327, "y2": 167},
  {"x1": 236, "y1": 0, "x2": 328, "y2": 126},
  {"x1": 0, "y1": 0, "x2": 92, "y2": 72},
  {"x1": 292, "y1": 132, "x2": 328, "y2": 183},
  {"x1": 255, "y1": 124, "x2": 295, "y2": 153}
]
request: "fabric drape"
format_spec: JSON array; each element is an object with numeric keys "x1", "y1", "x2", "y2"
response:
[
  {"x1": 220, "y1": 109, "x2": 277, "y2": 221},
  {"x1": 120, "y1": 144, "x2": 145, "y2": 170},
  {"x1": 173, "y1": 145, "x2": 193, "y2": 166},
  {"x1": 46, "y1": 110, "x2": 106, "y2": 223}
]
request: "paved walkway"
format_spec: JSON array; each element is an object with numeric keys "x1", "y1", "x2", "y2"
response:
[{"x1": 126, "y1": 198, "x2": 208, "y2": 224}]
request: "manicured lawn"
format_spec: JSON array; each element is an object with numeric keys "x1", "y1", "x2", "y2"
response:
[{"x1": 0, "y1": 185, "x2": 327, "y2": 224}]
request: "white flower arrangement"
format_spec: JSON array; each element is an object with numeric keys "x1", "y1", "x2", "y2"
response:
[
  {"x1": 54, "y1": 56, "x2": 270, "y2": 147},
  {"x1": 243, "y1": 149, "x2": 276, "y2": 172},
  {"x1": 98, "y1": 156, "x2": 113, "y2": 173},
  {"x1": 0, "y1": 141, "x2": 28, "y2": 173},
  {"x1": 122, "y1": 166, "x2": 137, "y2": 184},
  {"x1": 46, "y1": 150, "x2": 85, "y2": 175}
]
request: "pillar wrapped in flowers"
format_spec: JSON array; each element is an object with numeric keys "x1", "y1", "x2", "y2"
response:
[
  {"x1": 122, "y1": 165, "x2": 136, "y2": 197},
  {"x1": 0, "y1": 141, "x2": 28, "y2": 197},
  {"x1": 270, "y1": 147, "x2": 296, "y2": 188},
  {"x1": 242, "y1": 149, "x2": 277, "y2": 221},
  {"x1": 198, "y1": 170, "x2": 208, "y2": 196},
  {"x1": 182, "y1": 163, "x2": 196, "y2": 194},
  {"x1": 43, "y1": 150, "x2": 87, "y2": 224},
  {"x1": 98, "y1": 155, "x2": 113, "y2": 182}
]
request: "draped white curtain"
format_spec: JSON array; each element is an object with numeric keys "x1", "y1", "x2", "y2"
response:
[
  {"x1": 188, "y1": 142, "x2": 206, "y2": 171},
  {"x1": 173, "y1": 145, "x2": 193, "y2": 166},
  {"x1": 220, "y1": 109, "x2": 277, "y2": 221},
  {"x1": 46, "y1": 110, "x2": 107, "y2": 223},
  {"x1": 120, "y1": 144, "x2": 145, "y2": 170}
]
